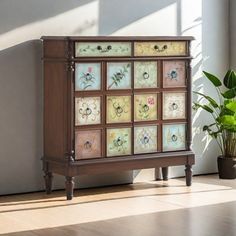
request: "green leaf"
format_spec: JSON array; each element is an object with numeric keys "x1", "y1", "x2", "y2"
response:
[
  {"x1": 193, "y1": 91, "x2": 219, "y2": 108},
  {"x1": 193, "y1": 103, "x2": 214, "y2": 113},
  {"x1": 223, "y1": 69, "x2": 236, "y2": 89},
  {"x1": 218, "y1": 115, "x2": 236, "y2": 125},
  {"x1": 226, "y1": 101, "x2": 236, "y2": 112},
  {"x1": 222, "y1": 88, "x2": 236, "y2": 99},
  {"x1": 203, "y1": 71, "x2": 222, "y2": 87}
]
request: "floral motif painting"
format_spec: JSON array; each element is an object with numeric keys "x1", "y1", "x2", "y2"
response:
[
  {"x1": 106, "y1": 128, "x2": 131, "y2": 156},
  {"x1": 134, "y1": 61, "x2": 158, "y2": 88},
  {"x1": 163, "y1": 92, "x2": 186, "y2": 119},
  {"x1": 134, "y1": 126, "x2": 157, "y2": 154},
  {"x1": 75, "y1": 130, "x2": 102, "y2": 159},
  {"x1": 75, "y1": 97, "x2": 101, "y2": 125},
  {"x1": 107, "y1": 62, "x2": 131, "y2": 90},
  {"x1": 106, "y1": 96, "x2": 132, "y2": 123},
  {"x1": 134, "y1": 94, "x2": 158, "y2": 121},
  {"x1": 163, "y1": 61, "x2": 186, "y2": 87},
  {"x1": 162, "y1": 124, "x2": 186, "y2": 151},
  {"x1": 75, "y1": 63, "x2": 101, "y2": 91}
]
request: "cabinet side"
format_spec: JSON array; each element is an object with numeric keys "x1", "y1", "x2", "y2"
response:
[{"x1": 43, "y1": 39, "x2": 69, "y2": 159}]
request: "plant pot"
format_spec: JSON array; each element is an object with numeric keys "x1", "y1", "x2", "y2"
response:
[{"x1": 217, "y1": 156, "x2": 236, "y2": 179}]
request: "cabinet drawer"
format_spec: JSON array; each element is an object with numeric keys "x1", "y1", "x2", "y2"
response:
[
  {"x1": 106, "y1": 95, "x2": 132, "y2": 123},
  {"x1": 162, "y1": 124, "x2": 186, "y2": 151},
  {"x1": 134, "y1": 125, "x2": 158, "y2": 154},
  {"x1": 75, "y1": 130, "x2": 102, "y2": 159},
  {"x1": 75, "y1": 96, "x2": 101, "y2": 125},
  {"x1": 75, "y1": 42, "x2": 132, "y2": 57},
  {"x1": 134, "y1": 41, "x2": 187, "y2": 56},
  {"x1": 163, "y1": 92, "x2": 186, "y2": 120},
  {"x1": 106, "y1": 127, "x2": 132, "y2": 157},
  {"x1": 134, "y1": 93, "x2": 158, "y2": 121},
  {"x1": 134, "y1": 61, "x2": 158, "y2": 88},
  {"x1": 163, "y1": 61, "x2": 186, "y2": 87}
]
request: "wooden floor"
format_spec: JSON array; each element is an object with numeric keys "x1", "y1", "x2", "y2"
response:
[{"x1": 0, "y1": 174, "x2": 236, "y2": 236}]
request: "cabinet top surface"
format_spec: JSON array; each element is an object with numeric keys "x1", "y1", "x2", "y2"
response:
[{"x1": 41, "y1": 36, "x2": 195, "y2": 41}]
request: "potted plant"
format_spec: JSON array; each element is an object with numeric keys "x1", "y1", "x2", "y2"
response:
[{"x1": 193, "y1": 69, "x2": 236, "y2": 179}]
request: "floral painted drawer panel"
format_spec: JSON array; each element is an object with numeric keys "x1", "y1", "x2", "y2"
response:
[
  {"x1": 134, "y1": 94, "x2": 158, "y2": 121},
  {"x1": 134, "y1": 41, "x2": 187, "y2": 57},
  {"x1": 107, "y1": 62, "x2": 132, "y2": 90},
  {"x1": 134, "y1": 126, "x2": 158, "y2": 154},
  {"x1": 107, "y1": 127, "x2": 132, "y2": 157},
  {"x1": 75, "y1": 130, "x2": 102, "y2": 159},
  {"x1": 75, "y1": 97, "x2": 101, "y2": 125},
  {"x1": 134, "y1": 61, "x2": 158, "y2": 88},
  {"x1": 163, "y1": 92, "x2": 186, "y2": 120},
  {"x1": 75, "y1": 63, "x2": 101, "y2": 91},
  {"x1": 163, "y1": 61, "x2": 186, "y2": 87},
  {"x1": 106, "y1": 96, "x2": 132, "y2": 123},
  {"x1": 162, "y1": 124, "x2": 186, "y2": 151},
  {"x1": 75, "y1": 42, "x2": 132, "y2": 57}
]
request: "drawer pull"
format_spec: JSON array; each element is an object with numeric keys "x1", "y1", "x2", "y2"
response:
[
  {"x1": 84, "y1": 141, "x2": 92, "y2": 149},
  {"x1": 116, "y1": 105, "x2": 123, "y2": 115},
  {"x1": 114, "y1": 137, "x2": 124, "y2": 147},
  {"x1": 171, "y1": 102, "x2": 178, "y2": 110},
  {"x1": 154, "y1": 44, "x2": 168, "y2": 52},
  {"x1": 143, "y1": 72, "x2": 150, "y2": 80},
  {"x1": 171, "y1": 134, "x2": 178, "y2": 142},
  {"x1": 142, "y1": 104, "x2": 149, "y2": 112},
  {"x1": 142, "y1": 136, "x2": 150, "y2": 144},
  {"x1": 97, "y1": 45, "x2": 112, "y2": 52}
]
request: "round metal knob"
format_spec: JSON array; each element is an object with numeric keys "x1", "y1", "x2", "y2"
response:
[
  {"x1": 84, "y1": 141, "x2": 92, "y2": 149},
  {"x1": 142, "y1": 104, "x2": 149, "y2": 112},
  {"x1": 171, "y1": 102, "x2": 178, "y2": 110},
  {"x1": 85, "y1": 107, "x2": 92, "y2": 115},
  {"x1": 171, "y1": 135, "x2": 178, "y2": 142},
  {"x1": 143, "y1": 72, "x2": 149, "y2": 80}
]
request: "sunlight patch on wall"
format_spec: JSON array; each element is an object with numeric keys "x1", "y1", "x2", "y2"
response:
[
  {"x1": 0, "y1": 1, "x2": 99, "y2": 51},
  {"x1": 111, "y1": 3, "x2": 178, "y2": 36}
]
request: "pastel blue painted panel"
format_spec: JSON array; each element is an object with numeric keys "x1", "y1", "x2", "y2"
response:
[
  {"x1": 107, "y1": 62, "x2": 131, "y2": 90},
  {"x1": 163, "y1": 124, "x2": 186, "y2": 151},
  {"x1": 75, "y1": 63, "x2": 101, "y2": 91}
]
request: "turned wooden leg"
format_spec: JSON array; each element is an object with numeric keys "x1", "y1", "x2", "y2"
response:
[
  {"x1": 44, "y1": 171, "x2": 53, "y2": 194},
  {"x1": 65, "y1": 176, "x2": 74, "y2": 200},
  {"x1": 162, "y1": 167, "x2": 169, "y2": 181},
  {"x1": 155, "y1": 167, "x2": 162, "y2": 180},
  {"x1": 185, "y1": 164, "x2": 192, "y2": 186}
]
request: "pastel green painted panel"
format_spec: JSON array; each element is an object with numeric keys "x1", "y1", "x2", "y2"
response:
[
  {"x1": 134, "y1": 94, "x2": 158, "y2": 121},
  {"x1": 163, "y1": 61, "x2": 186, "y2": 88},
  {"x1": 134, "y1": 61, "x2": 158, "y2": 88},
  {"x1": 75, "y1": 130, "x2": 102, "y2": 159},
  {"x1": 106, "y1": 96, "x2": 131, "y2": 123},
  {"x1": 134, "y1": 126, "x2": 157, "y2": 154},
  {"x1": 107, "y1": 62, "x2": 131, "y2": 90},
  {"x1": 75, "y1": 42, "x2": 132, "y2": 57},
  {"x1": 162, "y1": 124, "x2": 186, "y2": 151},
  {"x1": 75, "y1": 97, "x2": 101, "y2": 125},
  {"x1": 75, "y1": 63, "x2": 101, "y2": 91},
  {"x1": 163, "y1": 92, "x2": 186, "y2": 120},
  {"x1": 107, "y1": 128, "x2": 131, "y2": 157}
]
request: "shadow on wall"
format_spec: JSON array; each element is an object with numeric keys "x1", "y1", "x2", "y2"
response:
[
  {"x1": 0, "y1": 40, "x2": 43, "y2": 194},
  {"x1": 98, "y1": 0, "x2": 181, "y2": 35},
  {"x1": 0, "y1": 0, "x2": 95, "y2": 35}
]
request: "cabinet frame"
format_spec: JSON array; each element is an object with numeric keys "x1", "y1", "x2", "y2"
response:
[{"x1": 42, "y1": 36, "x2": 195, "y2": 200}]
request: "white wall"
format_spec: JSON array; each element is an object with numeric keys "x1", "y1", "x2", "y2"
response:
[
  {"x1": 230, "y1": 0, "x2": 236, "y2": 69},
  {"x1": 0, "y1": 0, "x2": 230, "y2": 195}
]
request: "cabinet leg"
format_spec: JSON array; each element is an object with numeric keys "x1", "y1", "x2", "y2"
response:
[
  {"x1": 185, "y1": 165, "x2": 192, "y2": 186},
  {"x1": 44, "y1": 171, "x2": 53, "y2": 194},
  {"x1": 155, "y1": 167, "x2": 162, "y2": 180},
  {"x1": 162, "y1": 167, "x2": 169, "y2": 181},
  {"x1": 65, "y1": 176, "x2": 74, "y2": 200}
]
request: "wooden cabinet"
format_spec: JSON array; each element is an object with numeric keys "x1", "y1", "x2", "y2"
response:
[{"x1": 42, "y1": 36, "x2": 195, "y2": 200}]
